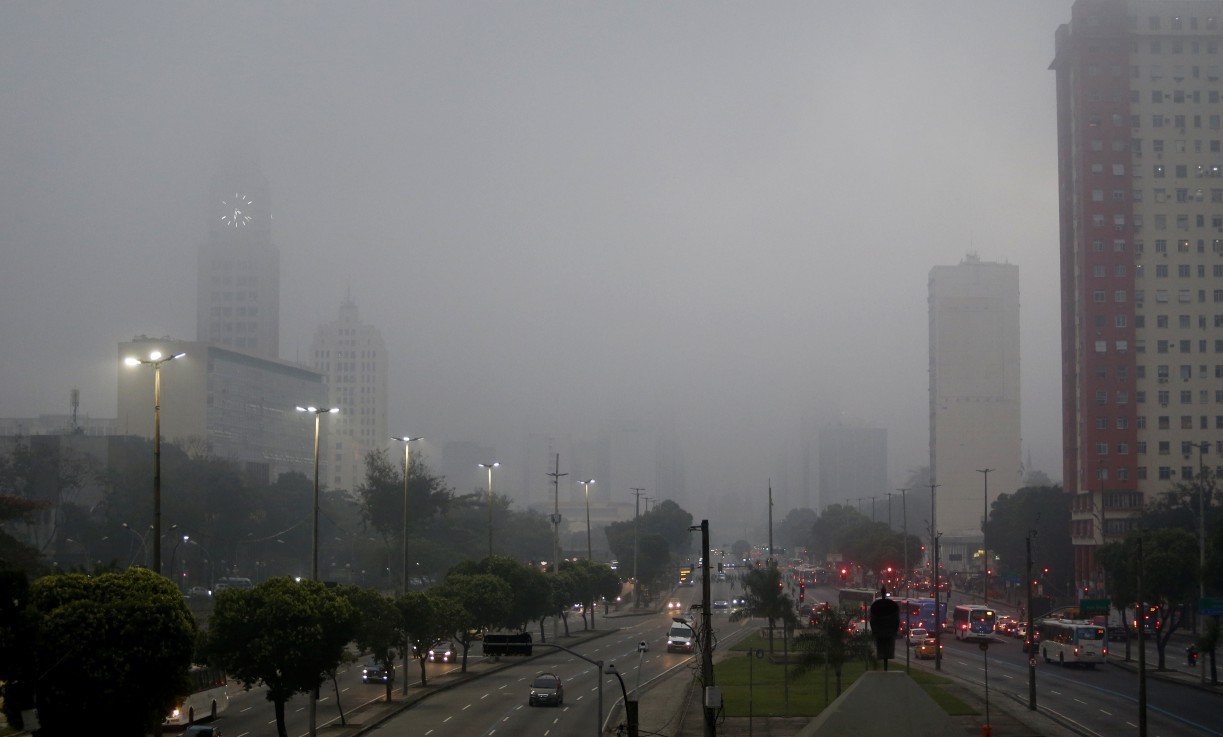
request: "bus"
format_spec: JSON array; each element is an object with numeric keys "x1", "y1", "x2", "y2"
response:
[
  {"x1": 837, "y1": 588, "x2": 878, "y2": 618},
  {"x1": 897, "y1": 598, "x2": 947, "y2": 635},
  {"x1": 1034, "y1": 619, "x2": 1108, "y2": 667},
  {"x1": 951, "y1": 605, "x2": 996, "y2": 640},
  {"x1": 165, "y1": 664, "x2": 229, "y2": 725}
]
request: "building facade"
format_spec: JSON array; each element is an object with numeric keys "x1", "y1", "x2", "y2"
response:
[
  {"x1": 817, "y1": 424, "x2": 888, "y2": 513},
  {"x1": 1052, "y1": 0, "x2": 1223, "y2": 591},
  {"x1": 117, "y1": 338, "x2": 326, "y2": 484},
  {"x1": 196, "y1": 157, "x2": 280, "y2": 360},
  {"x1": 308, "y1": 297, "x2": 389, "y2": 492},
  {"x1": 928, "y1": 257, "x2": 1022, "y2": 574}
]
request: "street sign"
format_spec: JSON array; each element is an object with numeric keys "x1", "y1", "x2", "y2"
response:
[
  {"x1": 1079, "y1": 598, "x2": 1110, "y2": 616},
  {"x1": 1201, "y1": 597, "x2": 1223, "y2": 616}
]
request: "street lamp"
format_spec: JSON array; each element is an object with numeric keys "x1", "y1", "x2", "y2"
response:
[
  {"x1": 578, "y1": 479, "x2": 595, "y2": 560},
  {"x1": 479, "y1": 462, "x2": 500, "y2": 559},
  {"x1": 631, "y1": 488, "x2": 646, "y2": 607},
  {"x1": 297, "y1": 406, "x2": 335, "y2": 737},
  {"x1": 977, "y1": 467, "x2": 993, "y2": 605},
  {"x1": 124, "y1": 349, "x2": 184, "y2": 577},
  {"x1": 168, "y1": 535, "x2": 191, "y2": 592},
  {"x1": 391, "y1": 436, "x2": 423, "y2": 595},
  {"x1": 297, "y1": 406, "x2": 338, "y2": 582}
]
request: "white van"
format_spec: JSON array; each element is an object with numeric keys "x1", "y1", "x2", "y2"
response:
[{"x1": 667, "y1": 623, "x2": 695, "y2": 653}]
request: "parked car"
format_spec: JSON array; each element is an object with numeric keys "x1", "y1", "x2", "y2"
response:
[
  {"x1": 528, "y1": 672, "x2": 564, "y2": 706},
  {"x1": 428, "y1": 641, "x2": 457, "y2": 663},
  {"x1": 361, "y1": 661, "x2": 394, "y2": 684}
]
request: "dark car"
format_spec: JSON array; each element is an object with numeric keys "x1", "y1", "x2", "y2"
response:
[
  {"x1": 528, "y1": 672, "x2": 564, "y2": 706},
  {"x1": 361, "y1": 661, "x2": 394, "y2": 684},
  {"x1": 183, "y1": 726, "x2": 222, "y2": 737},
  {"x1": 428, "y1": 641, "x2": 457, "y2": 663}
]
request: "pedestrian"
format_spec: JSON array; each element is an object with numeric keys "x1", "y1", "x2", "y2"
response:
[{"x1": 1186, "y1": 645, "x2": 1197, "y2": 666}]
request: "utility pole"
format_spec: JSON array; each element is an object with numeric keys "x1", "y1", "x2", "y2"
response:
[
  {"x1": 977, "y1": 468, "x2": 993, "y2": 604},
  {"x1": 928, "y1": 483, "x2": 942, "y2": 671},
  {"x1": 546, "y1": 454, "x2": 566, "y2": 642},
  {"x1": 1025, "y1": 530, "x2": 1037, "y2": 711},
  {"x1": 767, "y1": 481, "x2": 774, "y2": 567},
  {"x1": 631, "y1": 488, "x2": 646, "y2": 608},
  {"x1": 691, "y1": 520, "x2": 716, "y2": 737}
]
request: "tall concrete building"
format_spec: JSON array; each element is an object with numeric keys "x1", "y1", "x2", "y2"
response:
[
  {"x1": 308, "y1": 297, "x2": 389, "y2": 492},
  {"x1": 1053, "y1": 0, "x2": 1223, "y2": 590},
  {"x1": 928, "y1": 257, "x2": 1021, "y2": 573},
  {"x1": 196, "y1": 156, "x2": 280, "y2": 360}
]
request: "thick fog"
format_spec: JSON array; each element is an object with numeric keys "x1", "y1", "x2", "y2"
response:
[{"x1": 0, "y1": 2, "x2": 1070, "y2": 525}]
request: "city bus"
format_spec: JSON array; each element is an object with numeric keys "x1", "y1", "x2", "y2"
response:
[
  {"x1": 951, "y1": 604, "x2": 996, "y2": 640},
  {"x1": 165, "y1": 664, "x2": 229, "y2": 725},
  {"x1": 897, "y1": 598, "x2": 947, "y2": 635},
  {"x1": 1034, "y1": 619, "x2": 1108, "y2": 668},
  {"x1": 837, "y1": 588, "x2": 878, "y2": 618}
]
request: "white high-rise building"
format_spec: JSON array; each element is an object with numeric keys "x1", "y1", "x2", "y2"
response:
[
  {"x1": 309, "y1": 297, "x2": 389, "y2": 492},
  {"x1": 928, "y1": 256, "x2": 1022, "y2": 570}
]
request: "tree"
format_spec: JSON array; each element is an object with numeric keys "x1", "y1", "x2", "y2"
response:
[
  {"x1": 777, "y1": 508, "x2": 819, "y2": 558},
  {"x1": 337, "y1": 586, "x2": 402, "y2": 702},
  {"x1": 397, "y1": 590, "x2": 460, "y2": 687},
  {"x1": 1097, "y1": 528, "x2": 1199, "y2": 670},
  {"x1": 983, "y1": 484, "x2": 1072, "y2": 591},
  {"x1": 432, "y1": 572, "x2": 512, "y2": 672},
  {"x1": 792, "y1": 604, "x2": 872, "y2": 696},
  {"x1": 204, "y1": 576, "x2": 355, "y2": 737},
  {"x1": 448, "y1": 556, "x2": 553, "y2": 633},
  {"x1": 356, "y1": 449, "x2": 451, "y2": 544},
  {"x1": 604, "y1": 525, "x2": 671, "y2": 605},
  {"x1": 730, "y1": 564, "x2": 796, "y2": 655},
  {"x1": 560, "y1": 559, "x2": 622, "y2": 630},
  {"x1": 6, "y1": 568, "x2": 195, "y2": 736}
]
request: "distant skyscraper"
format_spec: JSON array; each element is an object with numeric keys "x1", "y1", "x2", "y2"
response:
[
  {"x1": 309, "y1": 297, "x2": 389, "y2": 492},
  {"x1": 928, "y1": 256, "x2": 1021, "y2": 570},
  {"x1": 1052, "y1": 0, "x2": 1223, "y2": 591},
  {"x1": 196, "y1": 156, "x2": 280, "y2": 359}
]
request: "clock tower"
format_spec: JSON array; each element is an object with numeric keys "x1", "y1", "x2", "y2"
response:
[{"x1": 196, "y1": 154, "x2": 280, "y2": 360}]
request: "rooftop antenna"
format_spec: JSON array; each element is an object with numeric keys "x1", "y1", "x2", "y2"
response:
[{"x1": 70, "y1": 388, "x2": 81, "y2": 434}]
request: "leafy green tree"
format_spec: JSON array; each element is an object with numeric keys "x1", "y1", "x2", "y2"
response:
[
  {"x1": 730, "y1": 564, "x2": 796, "y2": 655},
  {"x1": 983, "y1": 484, "x2": 1071, "y2": 589},
  {"x1": 204, "y1": 577, "x2": 355, "y2": 737},
  {"x1": 1097, "y1": 528, "x2": 1199, "y2": 670},
  {"x1": 604, "y1": 525, "x2": 671, "y2": 605},
  {"x1": 398, "y1": 590, "x2": 461, "y2": 687},
  {"x1": 560, "y1": 559, "x2": 622, "y2": 630},
  {"x1": 449, "y1": 556, "x2": 553, "y2": 632},
  {"x1": 550, "y1": 569, "x2": 580, "y2": 636},
  {"x1": 792, "y1": 604, "x2": 872, "y2": 696},
  {"x1": 433, "y1": 572, "x2": 512, "y2": 672},
  {"x1": 777, "y1": 508, "x2": 819, "y2": 558},
  {"x1": 10, "y1": 568, "x2": 195, "y2": 736},
  {"x1": 338, "y1": 586, "x2": 402, "y2": 702},
  {"x1": 643, "y1": 499, "x2": 694, "y2": 558}
]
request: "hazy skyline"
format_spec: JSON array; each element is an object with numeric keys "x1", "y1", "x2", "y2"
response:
[{"x1": 1, "y1": 2, "x2": 1072, "y2": 524}]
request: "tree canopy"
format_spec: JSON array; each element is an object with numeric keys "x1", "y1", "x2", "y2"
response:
[{"x1": 204, "y1": 576, "x2": 355, "y2": 737}]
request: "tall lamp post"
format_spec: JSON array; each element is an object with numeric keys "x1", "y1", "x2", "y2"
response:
[
  {"x1": 297, "y1": 405, "x2": 336, "y2": 737},
  {"x1": 124, "y1": 349, "x2": 184, "y2": 577},
  {"x1": 631, "y1": 488, "x2": 646, "y2": 607},
  {"x1": 578, "y1": 479, "x2": 595, "y2": 560},
  {"x1": 977, "y1": 468, "x2": 993, "y2": 604},
  {"x1": 391, "y1": 436, "x2": 423, "y2": 594},
  {"x1": 479, "y1": 462, "x2": 500, "y2": 559}
]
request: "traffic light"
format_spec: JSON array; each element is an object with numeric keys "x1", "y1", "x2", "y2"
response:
[{"x1": 799, "y1": 582, "x2": 805, "y2": 602}]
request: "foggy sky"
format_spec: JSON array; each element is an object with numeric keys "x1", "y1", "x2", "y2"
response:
[{"x1": 0, "y1": 2, "x2": 1071, "y2": 525}]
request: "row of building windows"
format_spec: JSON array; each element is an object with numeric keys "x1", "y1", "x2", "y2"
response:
[
  {"x1": 1093, "y1": 237, "x2": 1223, "y2": 253},
  {"x1": 209, "y1": 321, "x2": 260, "y2": 335}
]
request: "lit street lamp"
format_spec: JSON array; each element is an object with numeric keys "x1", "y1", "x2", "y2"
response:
[
  {"x1": 479, "y1": 462, "x2": 500, "y2": 559},
  {"x1": 168, "y1": 535, "x2": 191, "y2": 592},
  {"x1": 296, "y1": 404, "x2": 336, "y2": 737},
  {"x1": 391, "y1": 436, "x2": 423, "y2": 594},
  {"x1": 578, "y1": 479, "x2": 595, "y2": 560},
  {"x1": 977, "y1": 467, "x2": 993, "y2": 604},
  {"x1": 124, "y1": 349, "x2": 184, "y2": 577}
]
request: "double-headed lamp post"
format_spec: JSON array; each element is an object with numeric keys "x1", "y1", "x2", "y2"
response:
[
  {"x1": 297, "y1": 405, "x2": 336, "y2": 737},
  {"x1": 479, "y1": 462, "x2": 500, "y2": 559},
  {"x1": 124, "y1": 350, "x2": 185, "y2": 577},
  {"x1": 578, "y1": 479, "x2": 595, "y2": 560},
  {"x1": 392, "y1": 436, "x2": 423, "y2": 594}
]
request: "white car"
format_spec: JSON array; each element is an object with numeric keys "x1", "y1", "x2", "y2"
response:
[{"x1": 907, "y1": 628, "x2": 929, "y2": 645}]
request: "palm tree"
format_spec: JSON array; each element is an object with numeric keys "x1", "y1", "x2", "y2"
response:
[
  {"x1": 729, "y1": 564, "x2": 796, "y2": 655},
  {"x1": 791, "y1": 604, "x2": 873, "y2": 696}
]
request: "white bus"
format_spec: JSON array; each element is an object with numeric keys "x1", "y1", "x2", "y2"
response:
[
  {"x1": 951, "y1": 604, "x2": 996, "y2": 640},
  {"x1": 1035, "y1": 619, "x2": 1108, "y2": 668},
  {"x1": 165, "y1": 664, "x2": 229, "y2": 725}
]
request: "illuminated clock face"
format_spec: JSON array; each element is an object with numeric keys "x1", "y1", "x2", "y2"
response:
[{"x1": 220, "y1": 193, "x2": 254, "y2": 228}]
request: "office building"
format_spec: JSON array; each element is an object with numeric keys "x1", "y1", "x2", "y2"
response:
[
  {"x1": 928, "y1": 257, "x2": 1022, "y2": 573},
  {"x1": 1052, "y1": 0, "x2": 1223, "y2": 590}
]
